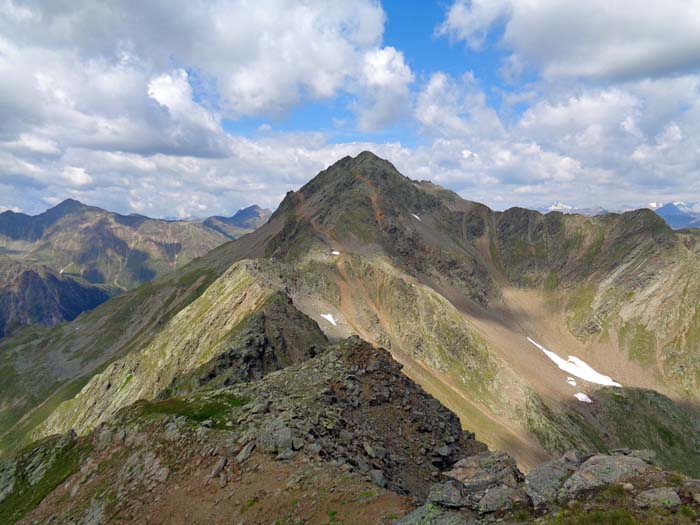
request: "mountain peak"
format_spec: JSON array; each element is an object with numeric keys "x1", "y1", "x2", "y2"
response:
[
  {"x1": 44, "y1": 198, "x2": 95, "y2": 218},
  {"x1": 53, "y1": 198, "x2": 87, "y2": 210}
]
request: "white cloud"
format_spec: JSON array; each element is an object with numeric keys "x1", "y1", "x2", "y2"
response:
[
  {"x1": 1, "y1": 0, "x2": 699, "y2": 218},
  {"x1": 357, "y1": 47, "x2": 414, "y2": 131},
  {"x1": 439, "y1": 0, "x2": 700, "y2": 80},
  {"x1": 416, "y1": 72, "x2": 502, "y2": 138},
  {"x1": 59, "y1": 166, "x2": 93, "y2": 187}
]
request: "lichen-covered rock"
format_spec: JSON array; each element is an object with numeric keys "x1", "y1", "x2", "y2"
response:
[
  {"x1": 444, "y1": 451, "x2": 523, "y2": 490},
  {"x1": 477, "y1": 484, "x2": 528, "y2": 513},
  {"x1": 562, "y1": 454, "x2": 649, "y2": 496},
  {"x1": 634, "y1": 487, "x2": 681, "y2": 508},
  {"x1": 525, "y1": 452, "x2": 581, "y2": 506},
  {"x1": 427, "y1": 479, "x2": 469, "y2": 508},
  {"x1": 395, "y1": 503, "x2": 470, "y2": 525}
]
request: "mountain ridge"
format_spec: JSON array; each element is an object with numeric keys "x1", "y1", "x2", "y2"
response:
[{"x1": 2, "y1": 151, "x2": 700, "y2": 486}]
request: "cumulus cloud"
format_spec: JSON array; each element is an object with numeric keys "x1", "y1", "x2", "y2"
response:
[
  {"x1": 357, "y1": 47, "x2": 414, "y2": 131},
  {"x1": 439, "y1": 0, "x2": 700, "y2": 81},
  {"x1": 416, "y1": 72, "x2": 502, "y2": 138},
  {"x1": 1, "y1": 0, "x2": 699, "y2": 217},
  {"x1": 0, "y1": 0, "x2": 419, "y2": 215}
]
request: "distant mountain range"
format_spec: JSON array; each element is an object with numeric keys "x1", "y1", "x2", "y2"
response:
[
  {"x1": 653, "y1": 202, "x2": 700, "y2": 229},
  {"x1": 203, "y1": 204, "x2": 272, "y2": 238},
  {"x1": 537, "y1": 201, "x2": 700, "y2": 229},
  {"x1": 0, "y1": 200, "x2": 270, "y2": 337}
]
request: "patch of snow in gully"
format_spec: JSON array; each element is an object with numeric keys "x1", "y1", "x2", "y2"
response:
[
  {"x1": 331, "y1": 250, "x2": 341, "y2": 255},
  {"x1": 575, "y1": 392, "x2": 593, "y2": 403},
  {"x1": 321, "y1": 313, "x2": 337, "y2": 326},
  {"x1": 566, "y1": 377, "x2": 577, "y2": 386},
  {"x1": 527, "y1": 337, "x2": 621, "y2": 387},
  {"x1": 411, "y1": 213, "x2": 422, "y2": 222}
]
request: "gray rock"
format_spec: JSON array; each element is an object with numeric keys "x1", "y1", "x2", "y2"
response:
[
  {"x1": 249, "y1": 400, "x2": 270, "y2": 414},
  {"x1": 209, "y1": 457, "x2": 227, "y2": 479},
  {"x1": 477, "y1": 484, "x2": 527, "y2": 513},
  {"x1": 634, "y1": 487, "x2": 681, "y2": 508},
  {"x1": 427, "y1": 480, "x2": 468, "y2": 508},
  {"x1": 395, "y1": 504, "x2": 472, "y2": 525},
  {"x1": 258, "y1": 421, "x2": 293, "y2": 453},
  {"x1": 277, "y1": 448, "x2": 296, "y2": 460},
  {"x1": 434, "y1": 445, "x2": 451, "y2": 457},
  {"x1": 155, "y1": 466, "x2": 169, "y2": 483},
  {"x1": 363, "y1": 441, "x2": 376, "y2": 458},
  {"x1": 629, "y1": 449, "x2": 656, "y2": 464},
  {"x1": 356, "y1": 458, "x2": 371, "y2": 473},
  {"x1": 163, "y1": 421, "x2": 181, "y2": 442},
  {"x1": 236, "y1": 442, "x2": 255, "y2": 463},
  {"x1": 525, "y1": 457, "x2": 576, "y2": 507},
  {"x1": 369, "y1": 469, "x2": 387, "y2": 488},
  {"x1": 563, "y1": 454, "x2": 649, "y2": 496},
  {"x1": 445, "y1": 451, "x2": 522, "y2": 490},
  {"x1": 682, "y1": 479, "x2": 700, "y2": 504}
]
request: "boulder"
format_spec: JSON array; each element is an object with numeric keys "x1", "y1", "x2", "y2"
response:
[
  {"x1": 525, "y1": 457, "x2": 577, "y2": 507},
  {"x1": 369, "y1": 469, "x2": 387, "y2": 488},
  {"x1": 562, "y1": 454, "x2": 649, "y2": 496},
  {"x1": 477, "y1": 484, "x2": 528, "y2": 513},
  {"x1": 634, "y1": 487, "x2": 681, "y2": 508},
  {"x1": 395, "y1": 504, "x2": 469, "y2": 525},
  {"x1": 236, "y1": 442, "x2": 255, "y2": 463},
  {"x1": 445, "y1": 451, "x2": 522, "y2": 490},
  {"x1": 629, "y1": 449, "x2": 656, "y2": 464},
  {"x1": 208, "y1": 457, "x2": 227, "y2": 479},
  {"x1": 427, "y1": 479, "x2": 469, "y2": 508},
  {"x1": 257, "y1": 421, "x2": 293, "y2": 453}
]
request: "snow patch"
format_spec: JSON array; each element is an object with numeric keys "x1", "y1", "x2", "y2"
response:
[
  {"x1": 411, "y1": 213, "x2": 422, "y2": 222},
  {"x1": 331, "y1": 250, "x2": 341, "y2": 256},
  {"x1": 566, "y1": 377, "x2": 577, "y2": 386},
  {"x1": 320, "y1": 313, "x2": 337, "y2": 326},
  {"x1": 574, "y1": 392, "x2": 593, "y2": 403},
  {"x1": 527, "y1": 337, "x2": 622, "y2": 387}
]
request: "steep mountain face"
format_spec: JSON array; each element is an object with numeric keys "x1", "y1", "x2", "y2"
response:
[
  {"x1": 203, "y1": 204, "x2": 271, "y2": 239},
  {"x1": 2, "y1": 152, "x2": 700, "y2": 509},
  {"x1": 0, "y1": 200, "x2": 234, "y2": 290},
  {"x1": 0, "y1": 256, "x2": 111, "y2": 338}
]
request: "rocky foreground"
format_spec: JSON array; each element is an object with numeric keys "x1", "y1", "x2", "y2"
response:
[{"x1": 0, "y1": 337, "x2": 698, "y2": 524}]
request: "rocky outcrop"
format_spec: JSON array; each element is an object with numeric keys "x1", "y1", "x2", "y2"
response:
[
  {"x1": 398, "y1": 447, "x2": 680, "y2": 523},
  {"x1": 4, "y1": 337, "x2": 488, "y2": 523}
]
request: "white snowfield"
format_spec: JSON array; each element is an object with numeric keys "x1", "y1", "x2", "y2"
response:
[
  {"x1": 527, "y1": 337, "x2": 622, "y2": 387},
  {"x1": 575, "y1": 392, "x2": 593, "y2": 403},
  {"x1": 566, "y1": 377, "x2": 577, "y2": 386},
  {"x1": 321, "y1": 313, "x2": 337, "y2": 326},
  {"x1": 411, "y1": 213, "x2": 422, "y2": 222}
]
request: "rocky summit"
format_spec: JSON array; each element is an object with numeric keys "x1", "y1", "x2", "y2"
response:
[{"x1": 2, "y1": 152, "x2": 700, "y2": 524}]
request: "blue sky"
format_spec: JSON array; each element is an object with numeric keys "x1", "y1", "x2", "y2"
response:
[{"x1": 0, "y1": 0, "x2": 699, "y2": 217}]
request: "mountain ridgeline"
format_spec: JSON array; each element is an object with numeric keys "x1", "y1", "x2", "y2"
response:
[
  {"x1": 2, "y1": 152, "x2": 700, "y2": 523},
  {"x1": 0, "y1": 201, "x2": 270, "y2": 337}
]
